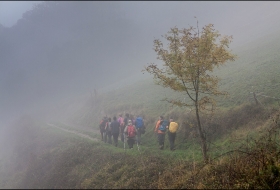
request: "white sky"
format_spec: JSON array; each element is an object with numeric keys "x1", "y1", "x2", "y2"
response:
[{"x1": 0, "y1": 1, "x2": 42, "y2": 27}]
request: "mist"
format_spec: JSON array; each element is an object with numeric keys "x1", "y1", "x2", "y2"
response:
[
  {"x1": 1, "y1": 1, "x2": 280, "y2": 127},
  {"x1": 1, "y1": 1, "x2": 280, "y2": 188}
]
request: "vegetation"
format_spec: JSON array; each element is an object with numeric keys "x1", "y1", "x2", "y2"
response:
[
  {"x1": 144, "y1": 21, "x2": 236, "y2": 162},
  {"x1": 1, "y1": 104, "x2": 280, "y2": 189}
]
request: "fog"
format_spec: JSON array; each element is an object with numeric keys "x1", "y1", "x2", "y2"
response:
[{"x1": 1, "y1": 1, "x2": 280, "y2": 128}]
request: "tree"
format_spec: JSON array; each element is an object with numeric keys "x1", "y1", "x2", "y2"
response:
[{"x1": 144, "y1": 21, "x2": 236, "y2": 163}]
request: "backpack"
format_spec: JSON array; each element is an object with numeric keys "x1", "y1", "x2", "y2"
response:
[
  {"x1": 127, "y1": 125, "x2": 136, "y2": 138},
  {"x1": 100, "y1": 120, "x2": 106, "y2": 127},
  {"x1": 159, "y1": 120, "x2": 169, "y2": 132},
  {"x1": 99, "y1": 119, "x2": 106, "y2": 131},
  {"x1": 169, "y1": 122, "x2": 178, "y2": 133},
  {"x1": 135, "y1": 117, "x2": 143, "y2": 128},
  {"x1": 118, "y1": 117, "x2": 124, "y2": 127},
  {"x1": 106, "y1": 122, "x2": 111, "y2": 132}
]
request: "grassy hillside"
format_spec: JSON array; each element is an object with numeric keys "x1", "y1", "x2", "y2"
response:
[
  {"x1": 216, "y1": 30, "x2": 280, "y2": 107},
  {"x1": 1, "y1": 105, "x2": 280, "y2": 189}
]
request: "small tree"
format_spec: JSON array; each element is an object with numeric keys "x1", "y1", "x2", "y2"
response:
[{"x1": 144, "y1": 21, "x2": 236, "y2": 163}]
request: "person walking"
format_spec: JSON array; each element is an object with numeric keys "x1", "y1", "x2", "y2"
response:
[
  {"x1": 123, "y1": 113, "x2": 130, "y2": 130},
  {"x1": 124, "y1": 120, "x2": 137, "y2": 149},
  {"x1": 135, "y1": 115, "x2": 145, "y2": 145},
  {"x1": 167, "y1": 118, "x2": 178, "y2": 151},
  {"x1": 99, "y1": 116, "x2": 107, "y2": 141},
  {"x1": 154, "y1": 116, "x2": 169, "y2": 150},
  {"x1": 111, "y1": 116, "x2": 120, "y2": 147},
  {"x1": 104, "y1": 117, "x2": 112, "y2": 144},
  {"x1": 123, "y1": 113, "x2": 129, "y2": 146},
  {"x1": 118, "y1": 114, "x2": 125, "y2": 142},
  {"x1": 130, "y1": 114, "x2": 135, "y2": 125}
]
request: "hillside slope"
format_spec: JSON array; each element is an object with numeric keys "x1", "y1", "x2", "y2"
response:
[
  {"x1": 1, "y1": 105, "x2": 280, "y2": 189},
  {"x1": 216, "y1": 30, "x2": 280, "y2": 107},
  {"x1": 56, "y1": 29, "x2": 280, "y2": 130}
]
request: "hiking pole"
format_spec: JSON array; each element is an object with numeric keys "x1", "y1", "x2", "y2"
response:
[{"x1": 123, "y1": 133, "x2": 126, "y2": 150}]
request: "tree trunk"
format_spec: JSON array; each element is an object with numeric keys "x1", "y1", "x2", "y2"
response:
[
  {"x1": 195, "y1": 66, "x2": 208, "y2": 163},
  {"x1": 195, "y1": 103, "x2": 208, "y2": 163}
]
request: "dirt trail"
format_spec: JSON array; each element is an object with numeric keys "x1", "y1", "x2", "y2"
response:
[
  {"x1": 59, "y1": 122, "x2": 100, "y2": 134},
  {"x1": 47, "y1": 123, "x2": 98, "y2": 142},
  {"x1": 47, "y1": 123, "x2": 123, "y2": 142}
]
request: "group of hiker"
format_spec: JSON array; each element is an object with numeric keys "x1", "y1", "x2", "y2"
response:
[
  {"x1": 154, "y1": 116, "x2": 178, "y2": 151},
  {"x1": 99, "y1": 113, "x2": 146, "y2": 149},
  {"x1": 99, "y1": 114, "x2": 179, "y2": 151}
]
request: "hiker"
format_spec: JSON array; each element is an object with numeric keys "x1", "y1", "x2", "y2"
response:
[
  {"x1": 135, "y1": 115, "x2": 145, "y2": 145},
  {"x1": 167, "y1": 118, "x2": 179, "y2": 151},
  {"x1": 99, "y1": 116, "x2": 107, "y2": 141},
  {"x1": 111, "y1": 116, "x2": 120, "y2": 147},
  {"x1": 118, "y1": 114, "x2": 125, "y2": 142},
  {"x1": 130, "y1": 114, "x2": 135, "y2": 125},
  {"x1": 124, "y1": 120, "x2": 137, "y2": 149},
  {"x1": 104, "y1": 117, "x2": 112, "y2": 144},
  {"x1": 123, "y1": 113, "x2": 130, "y2": 130},
  {"x1": 154, "y1": 116, "x2": 169, "y2": 150}
]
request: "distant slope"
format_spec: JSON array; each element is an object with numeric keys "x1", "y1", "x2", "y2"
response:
[
  {"x1": 54, "y1": 28, "x2": 280, "y2": 128},
  {"x1": 216, "y1": 30, "x2": 280, "y2": 107},
  {"x1": 99, "y1": 29, "x2": 280, "y2": 111}
]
